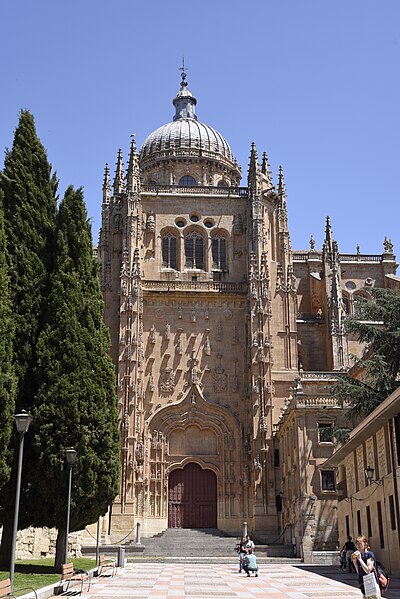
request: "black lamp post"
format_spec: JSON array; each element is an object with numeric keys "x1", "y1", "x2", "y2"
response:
[
  {"x1": 365, "y1": 465, "x2": 374, "y2": 484},
  {"x1": 10, "y1": 411, "x2": 32, "y2": 590},
  {"x1": 65, "y1": 448, "x2": 77, "y2": 562}
]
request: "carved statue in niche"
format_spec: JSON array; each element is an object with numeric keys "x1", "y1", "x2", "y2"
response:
[
  {"x1": 204, "y1": 335, "x2": 211, "y2": 356},
  {"x1": 176, "y1": 337, "x2": 183, "y2": 355},
  {"x1": 232, "y1": 325, "x2": 239, "y2": 345},
  {"x1": 113, "y1": 213, "x2": 123, "y2": 232},
  {"x1": 159, "y1": 367, "x2": 175, "y2": 393},
  {"x1": 146, "y1": 212, "x2": 155, "y2": 232},
  {"x1": 213, "y1": 354, "x2": 227, "y2": 393},
  {"x1": 165, "y1": 323, "x2": 171, "y2": 340},
  {"x1": 149, "y1": 325, "x2": 156, "y2": 344},
  {"x1": 148, "y1": 372, "x2": 155, "y2": 392}
]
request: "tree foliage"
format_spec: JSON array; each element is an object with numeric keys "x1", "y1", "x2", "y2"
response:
[
  {"x1": 29, "y1": 187, "x2": 120, "y2": 539},
  {"x1": 0, "y1": 189, "x2": 16, "y2": 491},
  {"x1": 333, "y1": 287, "x2": 400, "y2": 416},
  {"x1": 0, "y1": 111, "x2": 57, "y2": 537}
]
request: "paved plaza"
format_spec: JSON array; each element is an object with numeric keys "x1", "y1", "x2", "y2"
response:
[{"x1": 81, "y1": 562, "x2": 369, "y2": 599}]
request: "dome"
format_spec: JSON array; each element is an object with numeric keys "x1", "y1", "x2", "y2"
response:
[
  {"x1": 140, "y1": 119, "x2": 236, "y2": 163},
  {"x1": 139, "y1": 72, "x2": 240, "y2": 178}
]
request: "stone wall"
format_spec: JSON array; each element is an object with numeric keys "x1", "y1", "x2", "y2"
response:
[{"x1": 0, "y1": 526, "x2": 82, "y2": 560}]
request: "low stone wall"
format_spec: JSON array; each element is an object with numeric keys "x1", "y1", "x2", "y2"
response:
[
  {"x1": 310, "y1": 550, "x2": 338, "y2": 565},
  {"x1": 0, "y1": 526, "x2": 82, "y2": 560}
]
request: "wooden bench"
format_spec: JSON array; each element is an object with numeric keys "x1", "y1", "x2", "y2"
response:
[
  {"x1": 57, "y1": 563, "x2": 91, "y2": 595},
  {"x1": 97, "y1": 554, "x2": 116, "y2": 577},
  {"x1": 0, "y1": 578, "x2": 38, "y2": 599}
]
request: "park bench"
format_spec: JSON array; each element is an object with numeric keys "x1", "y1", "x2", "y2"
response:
[
  {"x1": 97, "y1": 554, "x2": 116, "y2": 577},
  {"x1": 57, "y1": 563, "x2": 91, "y2": 595},
  {"x1": 0, "y1": 578, "x2": 38, "y2": 599}
]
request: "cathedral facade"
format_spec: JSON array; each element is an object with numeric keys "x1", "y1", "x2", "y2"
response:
[{"x1": 98, "y1": 72, "x2": 397, "y2": 552}]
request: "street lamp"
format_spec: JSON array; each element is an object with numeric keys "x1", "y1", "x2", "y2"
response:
[
  {"x1": 10, "y1": 410, "x2": 32, "y2": 590},
  {"x1": 65, "y1": 448, "x2": 77, "y2": 562},
  {"x1": 364, "y1": 465, "x2": 383, "y2": 485}
]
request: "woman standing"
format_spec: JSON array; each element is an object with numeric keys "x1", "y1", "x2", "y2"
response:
[
  {"x1": 237, "y1": 537, "x2": 247, "y2": 573},
  {"x1": 352, "y1": 535, "x2": 380, "y2": 598}
]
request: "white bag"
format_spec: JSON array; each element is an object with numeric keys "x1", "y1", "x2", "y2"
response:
[{"x1": 363, "y1": 571, "x2": 381, "y2": 598}]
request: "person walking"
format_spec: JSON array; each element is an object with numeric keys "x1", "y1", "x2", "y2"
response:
[
  {"x1": 342, "y1": 535, "x2": 356, "y2": 573},
  {"x1": 243, "y1": 549, "x2": 259, "y2": 577},
  {"x1": 352, "y1": 535, "x2": 380, "y2": 598}
]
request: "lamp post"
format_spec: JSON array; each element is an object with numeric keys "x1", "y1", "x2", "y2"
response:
[
  {"x1": 65, "y1": 448, "x2": 77, "y2": 562},
  {"x1": 10, "y1": 410, "x2": 32, "y2": 590}
]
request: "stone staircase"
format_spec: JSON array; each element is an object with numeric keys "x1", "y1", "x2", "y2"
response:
[{"x1": 126, "y1": 528, "x2": 298, "y2": 563}]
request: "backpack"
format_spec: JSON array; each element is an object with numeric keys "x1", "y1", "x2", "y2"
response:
[{"x1": 374, "y1": 560, "x2": 390, "y2": 595}]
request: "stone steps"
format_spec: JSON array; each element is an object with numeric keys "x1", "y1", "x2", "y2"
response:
[{"x1": 82, "y1": 528, "x2": 297, "y2": 562}]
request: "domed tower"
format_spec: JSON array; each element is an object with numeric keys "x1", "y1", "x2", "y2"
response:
[
  {"x1": 99, "y1": 70, "x2": 299, "y2": 543},
  {"x1": 140, "y1": 71, "x2": 242, "y2": 187}
]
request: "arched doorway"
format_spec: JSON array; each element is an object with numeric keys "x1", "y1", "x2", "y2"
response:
[{"x1": 168, "y1": 463, "x2": 217, "y2": 528}]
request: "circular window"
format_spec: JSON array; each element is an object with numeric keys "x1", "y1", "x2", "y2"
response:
[
  {"x1": 345, "y1": 281, "x2": 356, "y2": 291},
  {"x1": 175, "y1": 218, "x2": 186, "y2": 228},
  {"x1": 204, "y1": 219, "x2": 214, "y2": 228},
  {"x1": 190, "y1": 214, "x2": 200, "y2": 222}
]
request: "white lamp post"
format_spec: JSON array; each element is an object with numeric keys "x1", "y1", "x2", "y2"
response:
[
  {"x1": 10, "y1": 410, "x2": 32, "y2": 590},
  {"x1": 65, "y1": 448, "x2": 77, "y2": 562}
]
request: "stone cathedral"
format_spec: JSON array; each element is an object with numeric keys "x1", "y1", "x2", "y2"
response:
[{"x1": 98, "y1": 72, "x2": 398, "y2": 553}]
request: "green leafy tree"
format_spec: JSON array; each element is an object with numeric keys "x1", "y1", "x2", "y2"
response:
[
  {"x1": 0, "y1": 111, "x2": 57, "y2": 565},
  {"x1": 29, "y1": 186, "x2": 120, "y2": 569},
  {"x1": 333, "y1": 287, "x2": 400, "y2": 417},
  {"x1": 0, "y1": 189, "x2": 16, "y2": 491}
]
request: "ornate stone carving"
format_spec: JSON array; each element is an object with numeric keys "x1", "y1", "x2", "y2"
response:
[
  {"x1": 149, "y1": 325, "x2": 156, "y2": 344},
  {"x1": 159, "y1": 367, "x2": 175, "y2": 393}
]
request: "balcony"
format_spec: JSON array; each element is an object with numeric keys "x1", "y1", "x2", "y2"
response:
[{"x1": 142, "y1": 280, "x2": 248, "y2": 294}]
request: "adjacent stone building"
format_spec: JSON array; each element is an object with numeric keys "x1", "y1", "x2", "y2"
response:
[
  {"x1": 324, "y1": 387, "x2": 400, "y2": 574},
  {"x1": 98, "y1": 71, "x2": 398, "y2": 551}
]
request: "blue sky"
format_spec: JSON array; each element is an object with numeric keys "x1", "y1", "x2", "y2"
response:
[{"x1": 1, "y1": 0, "x2": 399, "y2": 253}]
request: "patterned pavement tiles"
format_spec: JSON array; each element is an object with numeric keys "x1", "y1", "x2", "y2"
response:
[{"x1": 81, "y1": 563, "x2": 366, "y2": 599}]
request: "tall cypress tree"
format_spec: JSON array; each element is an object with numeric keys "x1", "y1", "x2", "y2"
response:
[
  {"x1": 0, "y1": 111, "x2": 57, "y2": 564},
  {"x1": 0, "y1": 189, "x2": 16, "y2": 492},
  {"x1": 30, "y1": 186, "x2": 120, "y2": 568}
]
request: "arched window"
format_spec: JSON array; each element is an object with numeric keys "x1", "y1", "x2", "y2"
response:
[
  {"x1": 353, "y1": 292, "x2": 368, "y2": 318},
  {"x1": 212, "y1": 235, "x2": 227, "y2": 270},
  {"x1": 162, "y1": 234, "x2": 177, "y2": 269},
  {"x1": 342, "y1": 294, "x2": 350, "y2": 314},
  {"x1": 185, "y1": 232, "x2": 204, "y2": 269},
  {"x1": 179, "y1": 175, "x2": 197, "y2": 186}
]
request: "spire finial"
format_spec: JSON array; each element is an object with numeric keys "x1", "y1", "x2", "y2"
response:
[
  {"x1": 173, "y1": 59, "x2": 197, "y2": 120},
  {"x1": 179, "y1": 57, "x2": 188, "y2": 88},
  {"x1": 102, "y1": 163, "x2": 111, "y2": 203},
  {"x1": 113, "y1": 148, "x2": 125, "y2": 195}
]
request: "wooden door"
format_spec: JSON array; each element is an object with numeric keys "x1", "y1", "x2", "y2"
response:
[{"x1": 168, "y1": 463, "x2": 217, "y2": 528}]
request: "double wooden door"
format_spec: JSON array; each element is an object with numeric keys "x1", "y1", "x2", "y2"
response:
[{"x1": 168, "y1": 463, "x2": 217, "y2": 528}]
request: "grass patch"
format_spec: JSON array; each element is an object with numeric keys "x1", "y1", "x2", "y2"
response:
[{"x1": 0, "y1": 558, "x2": 97, "y2": 596}]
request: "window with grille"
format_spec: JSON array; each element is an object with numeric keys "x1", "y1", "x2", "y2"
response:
[
  {"x1": 321, "y1": 470, "x2": 335, "y2": 491},
  {"x1": 179, "y1": 175, "x2": 197, "y2": 186},
  {"x1": 162, "y1": 234, "x2": 177, "y2": 269},
  {"x1": 185, "y1": 232, "x2": 204, "y2": 269},
  {"x1": 318, "y1": 422, "x2": 334, "y2": 443},
  {"x1": 212, "y1": 235, "x2": 227, "y2": 270}
]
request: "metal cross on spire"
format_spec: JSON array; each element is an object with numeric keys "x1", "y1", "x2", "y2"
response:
[{"x1": 179, "y1": 57, "x2": 188, "y2": 86}]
